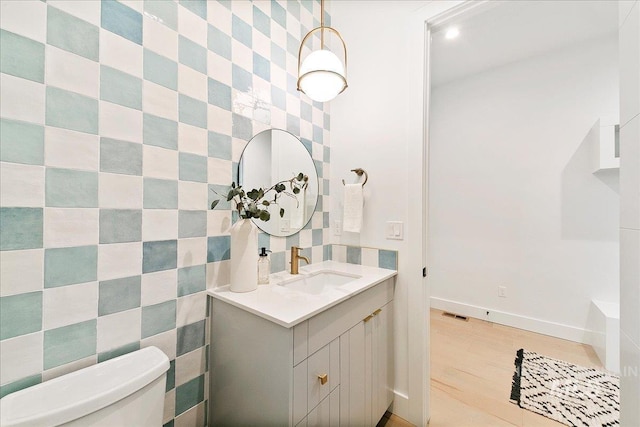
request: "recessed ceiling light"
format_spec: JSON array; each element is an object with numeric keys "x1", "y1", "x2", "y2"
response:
[{"x1": 445, "y1": 27, "x2": 460, "y2": 40}]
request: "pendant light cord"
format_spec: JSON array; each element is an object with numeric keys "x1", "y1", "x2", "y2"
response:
[{"x1": 321, "y1": 0, "x2": 325, "y2": 48}]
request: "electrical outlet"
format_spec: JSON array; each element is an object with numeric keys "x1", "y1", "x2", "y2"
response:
[{"x1": 498, "y1": 286, "x2": 507, "y2": 298}]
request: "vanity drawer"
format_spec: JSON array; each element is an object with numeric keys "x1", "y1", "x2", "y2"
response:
[{"x1": 307, "y1": 338, "x2": 340, "y2": 411}]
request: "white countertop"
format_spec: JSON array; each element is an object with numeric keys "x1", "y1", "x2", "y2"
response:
[{"x1": 207, "y1": 261, "x2": 397, "y2": 328}]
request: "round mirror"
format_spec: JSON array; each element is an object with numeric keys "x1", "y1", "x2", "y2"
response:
[{"x1": 238, "y1": 129, "x2": 319, "y2": 237}]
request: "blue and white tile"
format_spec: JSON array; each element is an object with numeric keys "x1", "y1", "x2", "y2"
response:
[
  {"x1": 206, "y1": 0, "x2": 231, "y2": 34},
  {"x1": 269, "y1": 235, "x2": 287, "y2": 254},
  {"x1": 119, "y1": 0, "x2": 143, "y2": 14},
  {"x1": 42, "y1": 355, "x2": 95, "y2": 382},
  {"x1": 231, "y1": 39, "x2": 253, "y2": 74},
  {"x1": 143, "y1": 80, "x2": 178, "y2": 121},
  {"x1": 97, "y1": 242, "x2": 142, "y2": 281},
  {"x1": 99, "y1": 29, "x2": 142, "y2": 78},
  {"x1": 231, "y1": 1, "x2": 252, "y2": 25},
  {"x1": 178, "y1": 181, "x2": 208, "y2": 210},
  {"x1": 178, "y1": 64, "x2": 207, "y2": 102},
  {"x1": 99, "y1": 101, "x2": 143, "y2": 143},
  {"x1": 142, "y1": 209, "x2": 178, "y2": 242},
  {"x1": 99, "y1": 173, "x2": 143, "y2": 209},
  {"x1": 298, "y1": 229, "x2": 313, "y2": 249},
  {"x1": 178, "y1": 123, "x2": 207, "y2": 156},
  {"x1": 0, "y1": 162, "x2": 44, "y2": 208},
  {"x1": 0, "y1": 73, "x2": 45, "y2": 125},
  {"x1": 44, "y1": 208, "x2": 98, "y2": 248},
  {"x1": 206, "y1": 259, "x2": 230, "y2": 289},
  {"x1": 143, "y1": 15, "x2": 178, "y2": 61},
  {"x1": 175, "y1": 401, "x2": 206, "y2": 427},
  {"x1": 0, "y1": 249, "x2": 43, "y2": 297},
  {"x1": 47, "y1": 1, "x2": 100, "y2": 26},
  {"x1": 177, "y1": 6, "x2": 205, "y2": 39},
  {"x1": 332, "y1": 245, "x2": 347, "y2": 263},
  {"x1": 141, "y1": 328, "x2": 177, "y2": 361},
  {"x1": 207, "y1": 105, "x2": 233, "y2": 136},
  {"x1": 163, "y1": 389, "x2": 176, "y2": 425},
  {"x1": 143, "y1": 145, "x2": 178, "y2": 180},
  {"x1": 177, "y1": 237, "x2": 207, "y2": 268},
  {"x1": 207, "y1": 157, "x2": 232, "y2": 185},
  {"x1": 45, "y1": 126, "x2": 99, "y2": 171},
  {"x1": 207, "y1": 210, "x2": 231, "y2": 236},
  {"x1": 252, "y1": 30, "x2": 271, "y2": 60},
  {"x1": 207, "y1": 51, "x2": 232, "y2": 86},
  {"x1": 0, "y1": 332, "x2": 43, "y2": 386},
  {"x1": 176, "y1": 293, "x2": 206, "y2": 329},
  {"x1": 96, "y1": 308, "x2": 141, "y2": 353},
  {"x1": 270, "y1": 109, "x2": 287, "y2": 131},
  {"x1": 175, "y1": 346, "x2": 206, "y2": 388},
  {"x1": 361, "y1": 247, "x2": 379, "y2": 268},
  {"x1": 141, "y1": 269, "x2": 177, "y2": 306},
  {"x1": 231, "y1": 137, "x2": 249, "y2": 163},
  {"x1": 46, "y1": 45, "x2": 99, "y2": 99},
  {"x1": 43, "y1": 281, "x2": 97, "y2": 330},
  {"x1": 0, "y1": 0, "x2": 47, "y2": 43}
]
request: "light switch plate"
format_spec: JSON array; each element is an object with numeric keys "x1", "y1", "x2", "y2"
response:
[{"x1": 386, "y1": 221, "x2": 404, "y2": 240}]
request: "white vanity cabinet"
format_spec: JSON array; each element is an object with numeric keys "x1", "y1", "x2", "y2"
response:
[{"x1": 208, "y1": 277, "x2": 394, "y2": 426}]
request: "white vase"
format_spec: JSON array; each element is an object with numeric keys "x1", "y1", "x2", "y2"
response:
[{"x1": 229, "y1": 218, "x2": 259, "y2": 293}]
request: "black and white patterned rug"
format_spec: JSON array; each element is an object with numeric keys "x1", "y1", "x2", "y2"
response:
[{"x1": 510, "y1": 348, "x2": 619, "y2": 426}]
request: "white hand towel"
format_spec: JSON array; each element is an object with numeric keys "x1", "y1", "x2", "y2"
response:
[{"x1": 343, "y1": 183, "x2": 363, "y2": 233}]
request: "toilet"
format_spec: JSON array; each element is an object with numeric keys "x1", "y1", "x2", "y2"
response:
[{"x1": 0, "y1": 346, "x2": 170, "y2": 427}]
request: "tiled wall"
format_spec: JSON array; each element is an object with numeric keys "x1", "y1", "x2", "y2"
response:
[
  {"x1": 329, "y1": 244, "x2": 398, "y2": 270},
  {"x1": 619, "y1": 1, "x2": 640, "y2": 425},
  {"x1": 0, "y1": 1, "x2": 330, "y2": 426}
]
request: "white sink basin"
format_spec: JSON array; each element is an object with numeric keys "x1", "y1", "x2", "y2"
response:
[{"x1": 278, "y1": 270, "x2": 361, "y2": 295}]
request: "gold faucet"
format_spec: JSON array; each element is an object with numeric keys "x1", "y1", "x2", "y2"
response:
[{"x1": 290, "y1": 246, "x2": 310, "y2": 274}]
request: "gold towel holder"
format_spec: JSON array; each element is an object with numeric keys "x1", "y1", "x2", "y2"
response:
[{"x1": 342, "y1": 168, "x2": 368, "y2": 186}]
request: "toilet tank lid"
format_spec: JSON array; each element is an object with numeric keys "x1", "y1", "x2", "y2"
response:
[{"x1": 0, "y1": 346, "x2": 170, "y2": 427}]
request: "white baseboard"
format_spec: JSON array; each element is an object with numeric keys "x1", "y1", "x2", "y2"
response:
[
  {"x1": 389, "y1": 390, "x2": 409, "y2": 420},
  {"x1": 430, "y1": 297, "x2": 594, "y2": 345}
]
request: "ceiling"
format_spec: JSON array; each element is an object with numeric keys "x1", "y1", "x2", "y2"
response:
[{"x1": 430, "y1": 0, "x2": 619, "y2": 87}]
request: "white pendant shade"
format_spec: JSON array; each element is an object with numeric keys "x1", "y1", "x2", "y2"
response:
[{"x1": 298, "y1": 49, "x2": 347, "y2": 102}]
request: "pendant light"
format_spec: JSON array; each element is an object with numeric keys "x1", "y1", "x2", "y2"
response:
[{"x1": 297, "y1": 0, "x2": 348, "y2": 102}]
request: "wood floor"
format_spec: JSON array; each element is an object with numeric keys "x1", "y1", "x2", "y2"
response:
[{"x1": 379, "y1": 309, "x2": 602, "y2": 427}]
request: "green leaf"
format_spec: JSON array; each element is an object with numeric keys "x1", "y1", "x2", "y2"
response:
[
  {"x1": 293, "y1": 187, "x2": 300, "y2": 194},
  {"x1": 259, "y1": 210, "x2": 270, "y2": 221},
  {"x1": 297, "y1": 172, "x2": 304, "y2": 181},
  {"x1": 210, "y1": 200, "x2": 220, "y2": 210},
  {"x1": 279, "y1": 208, "x2": 285, "y2": 218},
  {"x1": 247, "y1": 189, "x2": 260, "y2": 201},
  {"x1": 231, "y1": 182, "x2": 236, "y2": 188},
  {"x1": 262, "y1": 200, "x2": 270, "y2": 206},
  {"x1": 226, "y1": 190, "x2": 234, "y2": 201}
]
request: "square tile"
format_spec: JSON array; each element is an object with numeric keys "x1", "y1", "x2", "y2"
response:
[
  {"x1": 98, "y1": 341, "x2": 140, "y2": 363},
  {"x1": 145, "y1": 49, "x2": 178, "y2": 91},
  {"x1": 207, "y1": 157, "x2": 232, "y2": 185},
  {"x1": 207, "y1": 236, "x2": 230, "y2": 263},
  {"x1": 208, "y1": 78, "x2": 232, "y2": 111},
  {"x1": 178, "y1": 181, "x2": 208, "y2": 210},
  {"x1": 175, "y1": 374, "x2": 205, "y2": 416},
  {"x1": 207, "y1": 25, "x2": 231, "y2": 60},
  {"x1": 0, "y1": 29, "x2": 45, "y2": 83},
  {"x1": 47, "y1": 0, "x2": 100, "y2": 26},
  {"x1": 44, "y1": 208, "x2": 98, "y2": 248},
  {"x1": 43, "y1": 319, "x2": 96, "y2": 369},
  {"x1": 144, "y1": 0, "x2": 178, "y2": 30},
  {"x1": 178, "y1": 211, "x2": 207, "y2": 238},
  {"x1": 100, "y1": 65, "x2": 142, "y2": 110},
  {"x1": 378, "y1": 250, "x2": 398, "y2": 270},
  {"x1": 142, "y1": 209, "x2": 178, "y2": 241},
  {"x1": 176, "y1": 319, "x2": 205, "y2": 357},
  {"x1": 46, "y1": 45, "x2": 99, "y2": 99},
  {"x1": 175, "y1": 346, "x2": 205, "y2": 388},
  {"x1": 177, "y1": 123, "x2": 207, "y2": 156},
  {"x1": 96, "y1": 308, "x2": 141, "y2": 352},
  {"x1": 0, "y1": 0, "x2": 47, "y2": 43},
  {"x1": 0, "y1": 162, "x2": 45, "y2": 208},
  {"x1": 0, "y1": 73, "x2": 45, "y2": 125},
  {"x1": 179, "y1": 152, "x2": 207, "y2": 183},
  {"x1": 231, "y1": 14, "x2": 251, "y2": 49},
  {"x1": 177, "y1": 265, "x2": 206, "y2": 297},
  {"x1": 178, "y1": 35, "x2": 207, "y2": 74},
  {"x1": 44, "y1": 245, "x2": 97, "y2": 288},
  {"x1": 100, "y1": 137, "x2": 143, "y2": 175},
  {"x1": 0, "y1": 332, "x2": 43, "y2": 386},
  {"x1": 141, "y1": 328, "x2": 177, "y2": 361},
  {"x1": 177, "y1": 237, "x2": 207, "y2": 268},
  {"x1": 100, "y1": 27, "x2": 143, "y2": 78},
  {"x1": 144, "y1": 81, "x2": 178, "y2": 121},
  {"x1": 101, "y1": 0, "x2": 142, "y2": 45},
  {"x1": 0, "y1": 208, "x2": 43, "y2": 251},
  {"x1": 178, "y1": 94, "x2": 207, "y2": 129},
  {"x1": 142, "y1": 300, "x2": 176, "y2": 338},
  {"x1": 43, "y1": 281, "x2": 98, "y2": 330},
  {"x1": 143, "y1": 113, "x2": 179, "y2": 150},
  {"x1": 179, "y1": 0, "x2": 206, "y2": 20},
  {"x1": 143, "y1": 14, "x2": 178, "y2": 61},
  {"x1": 144, "y1": 178, "x2": 178, "y2": 209},
  {"x1": 97, "y1": 242, "x2": 142, "y2": 281},
  {"x1": 177, "y1": 1, "x2": 207, "y2": 43},
  {"x1": 176, "y1": 292, "x2": 206, "y2": 328},
  {"x1": 0, "y1": 118, "x2": 44, "y2": 165},
  {"x1": 99, "y1": 101, "x2": 143, "y2": 143},
  {"x1": 46, "y1": 86, "x2": 99, "y2": 135},
  {"x1": 0, "y1": 292, "x2": 42, "y2": 340},
  {"x1": 99, "y1": 275, "x2": 141, "y2": 316},
  {"x1": 208, "y1": 131, "x2": 232, "y2": 160},
  {"x1": 45, "y1": 126, "x2": 99, "y2": 172},
  {"x1": 141, "y1": 269, "x2": 177, "y2": 306},
  {"x1": 0, "y1": 249, "x2": 43, "y2": 297},
  {"x1": 143, "y1": 240, "x2": 178, "y2": 273},
  {"x1": 99, "y1": 173, "x2": 143, "y2": 209},
  {"x1": 99, "y1": 209, "x2": 142, "y2": 244},
  {"x1": 47, "y1": 5, "x2": 99, "y2": 61}
]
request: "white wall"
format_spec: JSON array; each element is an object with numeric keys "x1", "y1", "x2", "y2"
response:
[
  {"x1": 428, "y1": 36, "x2": 620, "y2": 339},
  {"x1": 618, "y1": 1, "x2": 640, "y2": 425}
]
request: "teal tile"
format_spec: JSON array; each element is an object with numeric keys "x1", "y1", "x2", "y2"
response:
[
  {"x1": 378, "y1": 250, "x2": 398, "y2": 270},
  {"x1": 207, "y1": 25, "x2": 230, "y2": 60},
  {"x1": 143, "y1": 240, "x2": 177, "y2": 273},
  {"x1": 44, "y1": 319, "x2": 97, "y2": 369},
  {"x1": 178, "y1": 35, "x2": 206, "y2": 74},
  {"x1": 45, "y1": 168, "x2": 98, "y2": 207},
  {"x1": 177, "y1": 265, "x2": 205, "y2": 297},
  {"x1": 208, "y1": 184, "x2": 231, "y2": 210},
  {"x1": 144, "y1": 49, "x2": 177, "y2": 91},
  {"x1": 99, "y1": 275, "x2": 141, "y2": 316},
  {"x1": 179, "y1": 152, "x2": 207, "y2": 183},
  {"x1": 141, "y1": 300, "x2": 176, "y2": 338},
  {"x1": 232, "y1": 64, "x2": 251, "y2": 92},
  {"x1": 44, "y1": 246, "x2": 98, "y2": 288},
  {"x1": 178, "y1": 210, "x2": 206, "y2": 238},
  {"x1": 176, "y1": 319, "x2": 204, "y2": 356},
  {"x1": 0, "y1": 208, "x2": 43, "y2": 251},
  {"x1": 0, "y1": 29, "x2": 45, "y2": 83},
  {"x1": 271, "y1": 86, "x2": 286, "y2": 110},
  {"x1": 101, "y1": 0, "x2": 142, "y2": 45},
  {"x1": 178, "y1": 94, "x2": 207, "y2": 129},
  {"x1": 285, "y1": 234, "x2": 299, "y2": 250},
  {"x1": 0, "y1": 292, "x2": 42, "y2": 340},
  {"x1": 271, "y1": 42, "x2": 285, "y2": 70},
  {"x1": 175, "y1": 374, "x2": 204, "y2": 415},
  {"x1": 312, "y1": 229, "x2": 323, "y2": 246},
  {"x1": 323, "y1": 212, "x2": 330, "y2": 228},
  {"x1": 206, "y1": 236, "x2": 230, "y2": 262},
  {"x1": 0, "y1": 118, "x2": 44, "y2": 165},
  {"x1": 0, "y1": 375, "x2": 41, "y2": 399},
  {"x1": 287, "y1": 114, "x2": 300, "y2": 136},
  {"x1": 323, "y1": 244, "x2": 332, "y2": 262},
  {"x1": 99, "y1": 209, "x2": 142, "y2": 243},
  {"x1": 143, "y1": 178, "x2": 178, "y2": 209},
  {"x1": 47, "y1": 6, "x2": 99, "y2": 61},
  {"x1": 208, "y1": 78, "x2": 231, "y2": 111},
  {"x1": 253, "y1": 52, "x2": 270, "y2": 82},
  {"x1": 346, "y1": 246, "x2": 361, "y2": 265},
  {"x1": 143, "y1": 114, "x2": 178, "y2": 150},
  {"x1": 46, "y1": 86, "x2": 98, "y2": 135},
  {"x1": 208, "y1": 131, "x2": 231, "y2": 160},
  {"x1": 301, "y1": 102, "x2": 312, "y2": 122},
  {"x1": 144, "y1": 0, "x2": 177, "y2": 30},
  {"x1": 231, "y1": 113, "x2": 252, "y2": 140},
  {"x1": 166, "y1": 359, "x2": 176, "y2": 391},
  {"x1": 253, "y1": 6, "x2": 270, "y2": 37},
  {"x1": 100, "y1": 137, "x2": 143, "y2": 175},
  {"x1": 286, "y1": 0, "x2": 300, "y2": 20},
  {"x1": 98, "y1": 341, "x2": 140, "y2": 363},
  {"x1": 179, "y1": 0, "x2": 206, "y2": 19},
  {"x1": 100, "y1": 66, "x2": 142, "y2": 110},
  {"x1": 231, "y1": 14, "x2": 251, "y2": 48},
  {"x1": 270, "y1": 251, "x2": 285, "y2": 273}
]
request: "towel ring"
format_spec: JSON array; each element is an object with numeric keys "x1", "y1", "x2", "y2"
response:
[{"x1": 342, "y1": 168, "x2": 368, "y2": 186}]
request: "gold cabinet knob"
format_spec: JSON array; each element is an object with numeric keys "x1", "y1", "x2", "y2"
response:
[
  {"x1": 373, "y1": 309, "x2": 382, "y2": 316},
  {"x1": 317, "y1": 374, "x2": 328, "y2": 385},
  {"x1": 363, "y1": 314, "x2": 374, "y2": 323}
]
